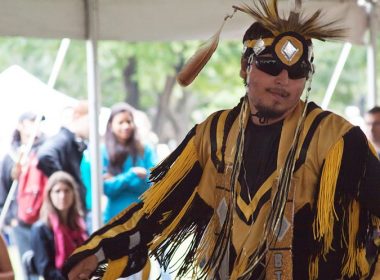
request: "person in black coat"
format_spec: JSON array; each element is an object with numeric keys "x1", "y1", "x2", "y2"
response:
[{"x1": 37, "y1": 100, "x2": 89, "y2": 212}]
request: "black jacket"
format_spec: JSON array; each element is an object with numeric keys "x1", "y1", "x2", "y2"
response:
[
  {"x1": 37, "y1": 127, "x2": 87, "y2": 210},
  {"x1": 30, "y1": 220, "x2": 65, "y2": 280}
]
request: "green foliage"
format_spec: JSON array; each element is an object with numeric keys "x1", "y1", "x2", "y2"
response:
[
  {"x1": 0, "y1": 37, "x2": 59, "y2": 81},
  {"x1": 98, "y1": 41, "x2": 185, "y2": 108},
  {"x1": 311, "y1": 40, "x2": 367, "y2": 115}
]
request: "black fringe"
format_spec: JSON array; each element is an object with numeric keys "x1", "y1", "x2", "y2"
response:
[
  {"x1": 337, "y1": 127, "x2": 371, "y2": 248},
  {"x1": 310, "y1": 126, "x2": 373, "y2": 278},
  {"x1": 337, "y1": 127, "x2": 368, "y2": 199},
  {"x1": 201, "y1": 206, "x2": 233, "y2": 279},
  {"x1": 150, "y1": 125, "x2": 197, "y2": 183},
  {"x1": 150, "y1": 193, "x2": 213, "y2": 279}
]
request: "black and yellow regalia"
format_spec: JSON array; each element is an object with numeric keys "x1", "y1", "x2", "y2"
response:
[
  {"x1": 63, "y1": 0, "x2": 380, "y2": 278},
  {"x1": 63, "y1": 96, "x2": 380, "y2": 280}
]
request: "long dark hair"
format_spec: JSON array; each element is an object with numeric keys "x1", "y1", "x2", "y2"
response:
[
  {"x1": 105, "y1": 103, "x2": 144, "y2": 174},
  {"x1": 39, "y1": 171, "x2": 83, "y2": 230}
]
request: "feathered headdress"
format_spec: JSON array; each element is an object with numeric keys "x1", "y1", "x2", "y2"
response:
[
  {"x1": 234, "y1": 0, "x2": 345, "y2": 39},
  {"x1": 177, "y1": 0, "x2": 346, "y2": 86},
  {"x1": 236, "y1": 0, "x2": 345, "y2": 70}
]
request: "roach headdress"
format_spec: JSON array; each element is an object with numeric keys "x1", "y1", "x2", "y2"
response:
[{"x1": 177, "y1": 0, "x2": 346, "y2": 87}]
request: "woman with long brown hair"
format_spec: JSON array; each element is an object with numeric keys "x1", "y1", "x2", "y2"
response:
[
  {"x1": 30, "y1": 171, "x2": 88, "y2": 280},
  {"x1": 99, "y1": 103, "x2": 156, "y2": 223}
]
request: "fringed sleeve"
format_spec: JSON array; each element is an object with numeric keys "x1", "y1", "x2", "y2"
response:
[
  {"x1": 309, "y1": 126, "x2": 379, "y2": 280},
  {"x1": 62, "y1": 202, "x2": 151, "y2": 278},
  {"x1": 141, "y1": 125, "x2": 215, "y2": 278},
  {"x1": 63, "y1": 125, "x2": 213, "y2": 279}
]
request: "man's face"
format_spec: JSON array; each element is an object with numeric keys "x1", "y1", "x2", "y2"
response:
[
  {"x1": 244, "y1": 56, "x2": 307, "y2": 123},
  {"x1": 364, "y1": 112, "x2": 380, "y2": 148}
]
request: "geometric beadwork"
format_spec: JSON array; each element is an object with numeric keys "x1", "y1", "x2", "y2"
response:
[{"x1": 281, "y1": 40, "x2": 299, "y2": 61}]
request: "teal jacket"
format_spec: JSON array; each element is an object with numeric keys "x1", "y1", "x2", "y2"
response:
[{"x1": 80, "y1": 144, "x2": 157, "y2": 223}]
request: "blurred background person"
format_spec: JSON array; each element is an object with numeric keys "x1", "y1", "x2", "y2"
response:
[
  {"x1": 0, "y1": 111, "x2": 46, "y2": 280},
  {"x1": 79, "y1": 149, "x2": 93, "y2": 233},
  {"x1": 37, "y1": 100, "x2": 89, "y2": 214},
  {"x1": 0, "y1": 233, "x2": 14, "y2": 280},
  {"x1": 29, "y1": 171, "x2": 87, "y2": 280},
  {"x1": 364, "y1": 106, "x2": 380, "y2": 156},
  {"x1": 0, "y1": 112, "x2": 45, "y2": 224},
  {"x1": 85, "y1": 102, "x2": 156, "y2": 224}
]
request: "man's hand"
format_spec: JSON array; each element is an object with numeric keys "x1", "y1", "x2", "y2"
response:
[{"x1": 67, "y1": 255, "x2": 98, "y2": 280}]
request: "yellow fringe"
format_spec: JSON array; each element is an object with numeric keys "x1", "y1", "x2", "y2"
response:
[
  {"x1": 103, "y1": 256, "x2": 129, "y2": 280},
  {"x1": 372, "y1": 215, "x2": 380, "y2": 228},
  {"x1": 149, "y1": 190, "x2": 197, "y2": 252},
  {"x1": 142, "y1": 259, "x2": 151, "y2": 280},
  {"x1": 312, "y1": 138, "x2": 343, "y2": 256},
  {"x1": 357, "y1": 248, "x2": 369, "y2": 277},
  {"x1": 368, "y1": 141, "x2": 379, "y2": 160},
  {"x1": 141, "y1": 137, "x2": 198, "y2": 215},
  {"x1": 341, "y1": 200, "x2": 369, "y2": 278},
  {"x1": 309, "y1": 255, "x2": 319, "y2": 280}
]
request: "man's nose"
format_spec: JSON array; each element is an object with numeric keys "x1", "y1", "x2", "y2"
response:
[{"x1": 275, "y1": 69, "x2": 289, "y2": 84}]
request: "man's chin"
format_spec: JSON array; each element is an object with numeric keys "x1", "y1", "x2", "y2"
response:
[{"x1": 255, "y1": 105, "x2": 284, "y2": 120}]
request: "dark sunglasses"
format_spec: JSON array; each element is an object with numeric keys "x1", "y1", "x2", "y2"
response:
[{"x1": 254, "y1": 57, "x2": 311, "y2": 79}]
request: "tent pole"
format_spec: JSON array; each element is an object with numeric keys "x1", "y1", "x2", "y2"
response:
[
  {"x1": 366, "y1": 0, "x2": 378, "y2": 109},
  {"x1": 85, "y1": 0, "x2": 103, "y2": 231},
  {"x1": 321, "y1": 42, "x2": 352, "y2": 110},
  {"x1": 47, "y1": 38, "x2": 71, "y2": 88}
]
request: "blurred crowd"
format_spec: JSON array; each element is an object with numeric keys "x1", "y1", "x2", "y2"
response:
[{"x1": 0, "y1": 101, "x2": 159, "y2": 280}]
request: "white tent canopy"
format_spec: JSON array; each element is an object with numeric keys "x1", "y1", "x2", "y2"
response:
[
  {"x1": 0, "y1": 0, "x2": 374, "y2": 44},
  {"x1": 0, "y1": 65, "x2": 77, "y2": 155}
]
